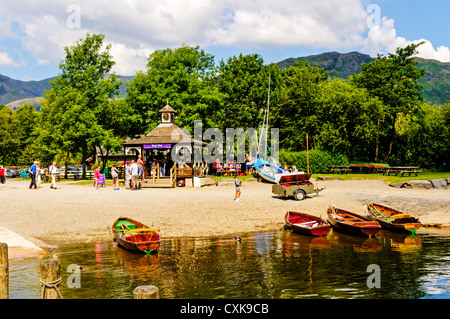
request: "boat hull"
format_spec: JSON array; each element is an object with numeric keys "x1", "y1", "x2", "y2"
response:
[
  {"x1": 327, "y1": 206, "x2": 381, "y2": 237},
  {"x1": 366, "y1": 202, "x2": 421, "y2": 234},
  {"x1": 285, "y1": 211, "x2": 330, "y2": 237},
  {"x1": 112, "y1": 217, "x2": 160, "y2": 254},
  {"x1": 254, "y1": 156, "x2": 285, "y2": 183}
]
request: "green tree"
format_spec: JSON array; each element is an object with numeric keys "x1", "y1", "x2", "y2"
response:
[
  {"x1": 40, "y1": 82, "x2": 96, "y2": 177},
  {"x1": 272, "y1": 61, "x2": 328, "y2": 151},
  {"x1": 125, "y1": 45, "x2": 222, "y2": 134},
  {"x1": 0, "y1": 107, "x2": 20, "y2": 165},
  {"x1": 350, "y1": 43, "x2": 426, "y2": 163},
  {"x1": 394, "y1": 102, "x2": 450, "y2": 169},
  {"x1": 11, "y1": 104, "x2": 41, "y2": 165},
  {"x1": 40, "y1": 33, "x2": 123, "y2": 176},
  {"x1": 217, "y1": 53, "x2": 282, "y2": 132},
  {"x1": 314, "y1": 79, "x2": 385, "y2": 161}
]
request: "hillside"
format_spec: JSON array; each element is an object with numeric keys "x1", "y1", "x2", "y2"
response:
[
  {"x1": 1, "y1": 52, "x2": 449, "y2": 108},
  {"x1": 277, "y1": 51, "x2": 450, "y2": 105},
  {"x1": 0, "y1": 74, "x2": 53, "y2": 106},
  {"x1": 0, "y1": 75, "x2": 132, "y2": 109},
  {"x1": 277, "y1": 51, "x2": 375, "y2": 78}
]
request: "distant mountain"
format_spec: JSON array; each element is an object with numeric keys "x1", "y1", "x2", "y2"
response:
[
  {"x1": 415, "y1": 58, "x2": 450, "y2": 105},
  {"x1": 277, "y1": 51, "x2": 375, "y2": 78},
  {"x1": 0, "y1": 75, "x2": 132, "y2": 109},
  {"x1": 277, "y1": 51, "x2": 450, "y2": 105},
  {"x1": 0, "y1": 74, "x2": 54, "y2": 106},
  {"x1": 1, "y1": 52, "x2": 449, "y2": 108}
]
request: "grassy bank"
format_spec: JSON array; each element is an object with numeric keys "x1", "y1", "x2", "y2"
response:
[
  {"x1": 21, "y1": 171, "x2": 448, "y2": 186},
  {"x1": 312, "y1": 172, "x2": 450, "y2": 184}
]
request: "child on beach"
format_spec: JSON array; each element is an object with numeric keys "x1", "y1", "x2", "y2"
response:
[
  {"x1": 111, "y1": 163, "x2": 120, "y2": 190},
  {"x1": 0, "y1": 165, "x2": 5, "y2": 184},
  {"x1": 94, "y1": 167, "x2": 100, "y2": 190},
  {"x1": 234, "y1": 174, "x2": 242, "y2": 202}
]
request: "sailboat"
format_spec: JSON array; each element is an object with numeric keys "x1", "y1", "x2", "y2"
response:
[
  {"x1": 253, "y1": 76, "x2": 310, "y2": 184},
  {"x1": 253, "y1": 75, "x2": 287, "y2": 183}
]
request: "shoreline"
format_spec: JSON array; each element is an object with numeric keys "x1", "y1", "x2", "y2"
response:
[{"x1": 1, "y1": 178, "x2": 449, "y2": 247}]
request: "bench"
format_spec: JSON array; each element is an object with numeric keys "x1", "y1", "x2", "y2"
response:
[
  {"x1": 399, "y1": 169, "x2": 422, "y2": 177},
  {"x1": 383, "y1": 166, "x2": 421, "y2": 177},
  {"x1": 328, "y1": 166, "x2": 350, "y2": 174}
]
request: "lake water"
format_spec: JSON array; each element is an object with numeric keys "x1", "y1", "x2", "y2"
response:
[{"x1": 7, "y1": 228, "x2": 450, "y2": 299}]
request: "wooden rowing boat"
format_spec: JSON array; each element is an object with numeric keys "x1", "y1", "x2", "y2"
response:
[
  {"x1": 366, "y1": 202, "x2": 421, "y2": 234},
  {"x1": 327, "y1": 206, "x2": 381, "y2": 237},
  {"x1": 112, "y1": 217, "x2": 161, "y2": 254},
  {"x1": 284, "y1": 211, "x2": 330, "y2": 237}
]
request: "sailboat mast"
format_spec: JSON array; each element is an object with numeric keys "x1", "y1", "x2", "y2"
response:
[
  {"x1": 258, "y1": 74, "x2": 271, "y2": 158},
  {"x1": 264, "y1": 75, "x2": 271, "y2": 160}
]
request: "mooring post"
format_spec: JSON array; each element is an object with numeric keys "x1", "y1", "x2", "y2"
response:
[
  {"x1": 40, "y1": 258, "x2": 63, "y2": 299},
  {"x1": 0, "y1": 243, "x2": 8, "y2": 299},
  {"x1": 133, "y1": 285, "x2": 159, "y2": 299}
]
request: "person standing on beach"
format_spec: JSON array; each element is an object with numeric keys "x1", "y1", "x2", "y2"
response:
[
  {"x1": 50, "y1": 162, "x2": 58, "y2": 189},
  {"x1": 234, "y1": 174, "x2": 242, "y2": 202},
  {"x1": 111, "y1": 163, "x2": 120, "y2": 190},
  {"x1": 129, "y1": 160, "x2": 140, "y2": 190},
  {"x1": 28, "y1": 161, "x2": 38, "y2": 189},
  {"x1": 137, "y1": 155, "x2": 144, "y2": 181},
  {"x1": 36, "y1": 162, "x2": 42, "y2": 188},
  {"x1": 124, "y1": 162, "x2": 131, "y2": 189},
  {"x1": 94, "y1": 167, "x2": 100, "y2": 190},
  {"x1": 0, "y1": 165, "x2": 5, "y2": 184}
]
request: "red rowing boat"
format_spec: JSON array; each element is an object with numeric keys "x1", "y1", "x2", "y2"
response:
[{"x1": 284, "y1": 211, "x2": 330, "y2": 237}]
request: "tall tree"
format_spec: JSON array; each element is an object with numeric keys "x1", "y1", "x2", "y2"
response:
[
  {"x1": 40, "y1": 33, "x2": 123, "y2": 176},
  {"x1": 217, "y1": 53, "x2": 282, "y2": 132},
  {"x1": 0, "y1": 107, "x2": 20, "y2": 165},
  {"x1": 272, "y1": 61, "x2": 328, "y2": 151},
  {"x1": 125, "y1": 45, "x2": 222, "y2": 134},
  {"x1": 394, "y1": 102, "x2": 450, "y2": 169},
  {"x1": 12, "y1": 104, "x2": 41, "y2": 165},
  {"x1": 350, "y1": 43, "x2": 426, "y2": 163},
  {"x1": 314, "y1": 79, "x2": 385, "y2": 161}
]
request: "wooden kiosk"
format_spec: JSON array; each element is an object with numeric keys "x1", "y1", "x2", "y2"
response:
[{"x1": 122, "y1": 102, "x2": 205, "y2": 187}]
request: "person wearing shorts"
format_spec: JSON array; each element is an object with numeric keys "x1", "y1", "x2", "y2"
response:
[
  {"x1": 234, "y1": 174, "x2": 242, "y2": 202},
  {"x1": 129, "y1": 160, "x2": 140, "y2": 190},
  {"x1": 94, "y1": 167, "x2": 100, "y2": 190}
]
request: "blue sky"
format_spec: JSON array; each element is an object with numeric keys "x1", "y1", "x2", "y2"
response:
[{"x1": 0, "y1": 0, "x2": 449, "y2": 81}]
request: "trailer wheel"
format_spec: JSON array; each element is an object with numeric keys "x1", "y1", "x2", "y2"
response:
[{"x1": 294, "y1": 189, "x2": 306, "y2": 201}]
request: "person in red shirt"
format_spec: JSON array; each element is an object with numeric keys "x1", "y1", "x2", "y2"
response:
[
  {"x1": 137, "y1": 155, "x2": 145, "y2": 182},
  {"x1": 0, "y1": 165, "x2": 5, "y2": 184}
]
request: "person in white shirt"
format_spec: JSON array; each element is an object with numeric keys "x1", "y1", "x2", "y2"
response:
[
  {"x1": 129, "y1": 160, "x2": 140, "y2": 190},
  {"x1": 49, "y1": 162, "x2": 59, "y2": 189}
]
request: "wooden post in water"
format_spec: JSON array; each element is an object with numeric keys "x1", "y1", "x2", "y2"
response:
[
  {"x1": 133, "y1": 285, "x2": 159, "y2": 299},
  {"x1": 0, "y1": 243, "x2": 8, "y2": 299},
  {"x1": 40, "y1": 258, "x2": 63, "y2": 299}
]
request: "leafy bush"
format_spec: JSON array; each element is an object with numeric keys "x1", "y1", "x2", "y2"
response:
[{"x1": 279, "y1": 150, "x2": 348, "y2": 173}]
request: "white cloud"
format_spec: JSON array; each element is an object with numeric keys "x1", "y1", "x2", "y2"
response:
[
  {"x1": 208, "y1": 0, "x2": 367, "y2": 48},
  {"x1": 0, "y1": 51, "x2": 19, "y2": 67},
  {"x1": 363, "y1": 16, "x2": 450, "y2": 62},
  {"x1": 109, "y1": 42, "x2": 153, "y2": 76},
  {"x1": 1, "y1": 0, "x2": 449, "y2": 78},
  {"x1": 414, "y1": 40, "x2": 450, "y2": 62}
]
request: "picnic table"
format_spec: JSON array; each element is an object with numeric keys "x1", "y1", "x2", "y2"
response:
[
  {"x1": 382, "y1": 166, "x2": 422, "y2": 177},
  {"x1": 327, "y1": 165, "x2": 351, "y2": 174},
  {"x1": 215, "y1": 163, "x2": 242, "y2": 176}
]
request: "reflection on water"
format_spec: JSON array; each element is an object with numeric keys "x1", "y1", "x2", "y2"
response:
[{"x1": 7, "y1": 228, "x2": 450, "y2": 299}]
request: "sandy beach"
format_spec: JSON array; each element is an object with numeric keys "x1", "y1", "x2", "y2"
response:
[{"x1": 0, "y1": 178, "x2": 449, "y2": 248}]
